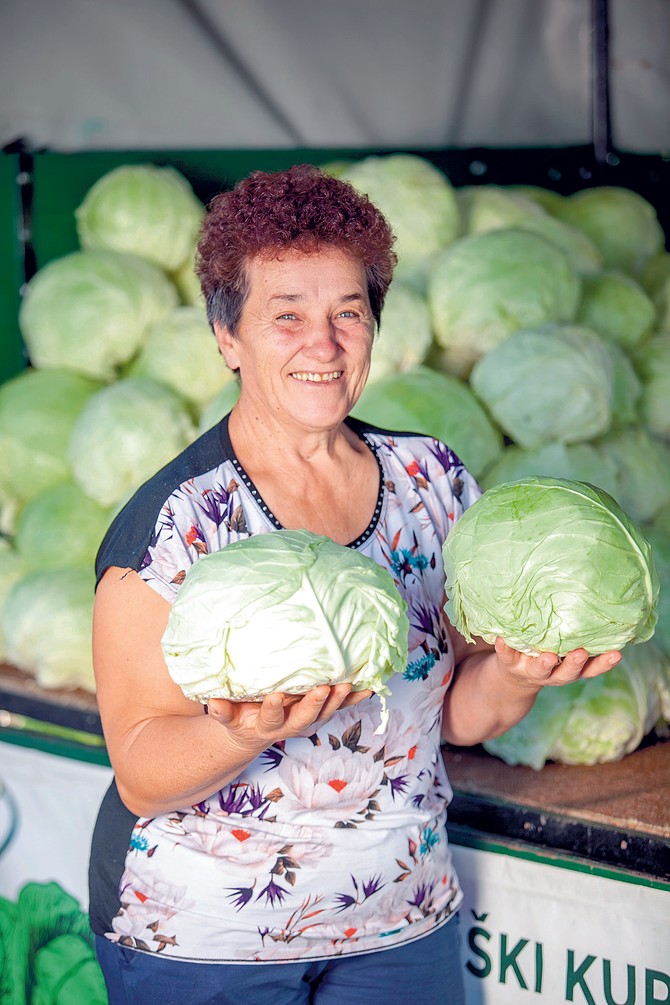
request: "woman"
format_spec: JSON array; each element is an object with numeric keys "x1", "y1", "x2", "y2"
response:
[{"x1": 89, "y1": 164, "x2": 620, "y2": 1004}]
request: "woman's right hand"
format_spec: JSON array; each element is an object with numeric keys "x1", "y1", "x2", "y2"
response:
[{"x1": 206, "y1": 683, "x2": 373, "y2": 744}]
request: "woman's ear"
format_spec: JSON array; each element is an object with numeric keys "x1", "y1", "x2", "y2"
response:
[{"x1": 213, "y1": 321, "x2": 241, "y2": 371}]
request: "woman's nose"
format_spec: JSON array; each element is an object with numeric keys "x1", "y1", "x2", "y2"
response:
[{"x1": 303, "y1": 321, "x2": 339, "y2": 358}]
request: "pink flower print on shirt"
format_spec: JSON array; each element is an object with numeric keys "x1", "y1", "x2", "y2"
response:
[
  {"x1": 276, "y1": 743, "x2": 385, "y2": 825},
  {"x1": 176, "y1": 813, "x2": 291, "y2": 867},
  {"x1": 112, "y1": 868, "x2": 196, "y2": 953}
]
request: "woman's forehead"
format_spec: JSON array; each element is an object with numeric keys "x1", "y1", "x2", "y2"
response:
[{"x1": 244, "y1": 246, "x2": 368, "y2": 295}]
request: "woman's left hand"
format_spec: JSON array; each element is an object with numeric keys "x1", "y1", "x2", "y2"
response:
[{"x1": 493, "y1": 636, "x2": 622, "y2": 691}]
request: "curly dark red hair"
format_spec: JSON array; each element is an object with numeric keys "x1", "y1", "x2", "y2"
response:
[{"x1": 195, "y1": 163, "x2": 397, "y2": 331}]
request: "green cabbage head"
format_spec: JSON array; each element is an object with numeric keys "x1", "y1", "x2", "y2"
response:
[
  {"x1": 338, "y1": 153, "x2": 460, "y2": 289},
  {"x1": 443, "y1": 477, "x2": 659, "y2": 655},
  {"x1": 19, "y1": 250, "x2": 179, "y2": 381},
  {"x1": 13, "y1": 481, "x2": 113, "y2": 572},
  {"x1": 125, "y1": 305, "x2": 236, "y2": 415},
  {"x1": 75, "y1": 163, "x2": 204, "y2": 272},
  {"x1": 604, "y1": 340, "x2": 642, "y2": 429},
  {"x1": 368, "y1": 282, "x2": 434, "y2": 383},
  {"x1": 640, "y1": 250, "x2": 670, "y2": 329},
  {"x1": 161, "y1": 529, "x2": 409, "y2": 713},
  {"x1": 594, "y1": 425, "x2": 670, "y2": 525},
  {"x1": 68, "y1": 377, "x2": 197, "y2": 507},
  {"x1": 469, "y1": 323, "x2": 615, "y2": 448},
  {"x1": 198, "y1": 381, "x2": 241, "y2": 434},
  {"x1": 644, "y1": 514, "x2": 670, "y2": 658},
  {"x1": 632, "y1": 332, "x2": 670, "y2": 440},
  {"x1": 0, "y1": 368, "x2": 103, "y2": 526},
  {"x1": 428, "y1": 228, "x2": 581, "y2": 377},
  {"x1": 553, "y1": 185, "x2": 665, "y2": 276},
  {"x1": 456, "y1": 184, "x2": 545, "y2": 234},
  {"x1": 0, "y1": 539, "x2": 30, "y2": 663},
  {"x1": 480, "y1": 442, "x2": 620, "y2": 500},
  {"x1": 456, "y1": 181, "x2": 603, "y2": 274},
  {"x1": 575, "y1": 270, "x2": 656, "y2": 351},
  {"x1": 352, "y1": 364, "x2": 503, "y2": 479},
  {"x1": 2, "y1": 568, "x2": 96, "y2": 690}
]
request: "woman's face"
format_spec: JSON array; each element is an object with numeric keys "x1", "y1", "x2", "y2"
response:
[{"x1": 215, "y1": 246, "x2": 375, "y2": 433}]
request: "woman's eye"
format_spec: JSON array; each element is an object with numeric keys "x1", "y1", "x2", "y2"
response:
[
  {"x1": 277, "y1": 313, "x2": 298, "y2": 321},
  {"x1": 337, "y1": 310, "x2": 357, "y2": 319}
]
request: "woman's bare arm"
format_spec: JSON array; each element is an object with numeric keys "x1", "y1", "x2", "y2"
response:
[{"x1": 94, "y1": 567, "x2": 370, "y2": 817}]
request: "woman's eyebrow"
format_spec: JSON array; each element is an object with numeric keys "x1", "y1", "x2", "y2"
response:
[
  {"x1": 268, "y1": 292, "x2": 302, "y2": 303},
  {"x1": 268, "y1": 292, "x2": 366, "y2": 304}
]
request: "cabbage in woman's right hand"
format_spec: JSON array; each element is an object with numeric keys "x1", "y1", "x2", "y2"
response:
[{"x1": 161, "y1": 529, "x2": 409, "y2": 704}]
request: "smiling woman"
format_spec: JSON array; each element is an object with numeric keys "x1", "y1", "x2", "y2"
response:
[{"x1": 88, "y1": 164, "x2": 623, "y2": 1005}]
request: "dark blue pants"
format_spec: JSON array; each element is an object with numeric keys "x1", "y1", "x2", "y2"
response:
[{"x1": 96, "y1": 915, "x2": 466, "y2": 1004}]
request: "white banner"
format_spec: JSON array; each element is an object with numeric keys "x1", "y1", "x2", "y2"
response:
[
  {"x1": 1, "y1": 739, "x2": 668, "y2": 1005},
  {"x1": 452, "y1": 843, "x2": 670, "y2": 1005},
  {"x1": 0, "y1": 739, "x2": 113, "y2": 906}
]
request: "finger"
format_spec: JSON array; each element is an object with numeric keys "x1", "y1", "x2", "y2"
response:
[
  {"x1": 316, "y1": 683, "x2": 354, "y2": 720},
  {"x1": 279, "y1": 693, "x2": 304, "y2": 708},
  {"x1": 554, "y1": 648, "x2": 591, "y2": 681},
  {"x1": 495, "y1": 637, "x2": 560, "y2": 679},
  {"x1": 495, "y1": 636, "x2": 559, "y2": 668},
  {"x1": 580, "y1": 651, "x2": 622, "y2": 679},
  {"x1": 283, "y1": 685, "x2": 331, "y2": 730},
  {"x1": 340, "y1": 688, "x2": 374, "y2": 708},
  {"x1": 537, "y1": 648, "x2": 588, "y2": 684},
  {"x1": 494, "y1": 636, "x2": 513, "y2": 661},
  {"x1": 205, "y1": 698, "x2": 238, "y2": 725},
  {"x1": 256, "y1": 692, "x2": 290, "y2": 733}
]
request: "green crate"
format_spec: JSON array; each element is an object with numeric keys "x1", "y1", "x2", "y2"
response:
[
  {"x1": 28, "y1": 144, "x2": 669, "y2": 273},
  {"x1": 0, "y1": 152, "x2": 29, "y2": 382},
  {"x1": 28, "y1": 147, "x2": 378, "y2": 269},
  {"x1": 2, "y1": 146, "x2": 373, "y2": 384},
  {"x1": 2, "y1": 143, "x2": 667, "y2": 385}
]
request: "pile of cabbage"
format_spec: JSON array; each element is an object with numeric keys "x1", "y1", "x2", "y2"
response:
[
  {"x1": 1, "y1": 153, "x2": 669, "y2": 768},
  {"x1": 0, "y1": 164, "x2": 232, "y2": 690}
]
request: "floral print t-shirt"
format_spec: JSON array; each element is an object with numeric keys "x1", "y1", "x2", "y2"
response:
[{"x1": 88, "y1": 415, "x2": 481, "y2": 963}]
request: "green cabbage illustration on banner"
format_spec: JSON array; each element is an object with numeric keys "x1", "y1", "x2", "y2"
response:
[{"x1": 0, "y1": 881, "x2": 107, "y2": 1004}]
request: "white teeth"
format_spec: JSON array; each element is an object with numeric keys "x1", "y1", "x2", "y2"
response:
[{"x1": 291, "y1": 371, "x2": 342, "y2": 382}]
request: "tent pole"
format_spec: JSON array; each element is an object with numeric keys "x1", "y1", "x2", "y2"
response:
[{"x1": 592, "y1": 0, "x2": 613, "y2": 163}]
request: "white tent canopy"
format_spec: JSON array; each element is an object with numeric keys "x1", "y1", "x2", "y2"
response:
[{"x1": 3, "y1": 0, "x2": 669, "y2": 154}]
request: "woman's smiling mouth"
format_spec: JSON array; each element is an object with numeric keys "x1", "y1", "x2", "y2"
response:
[{"x1": 290, "y1": 371, "x2": 343, "y2": 382}]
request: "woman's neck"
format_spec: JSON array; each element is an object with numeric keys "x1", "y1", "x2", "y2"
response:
[{"x1": 227, "y1": 401, "x2": 359, "y2": 471}]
